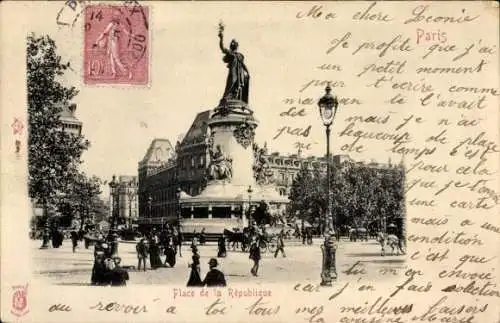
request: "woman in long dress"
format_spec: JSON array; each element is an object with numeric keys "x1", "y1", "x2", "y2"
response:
[
  {"x1": 186, "y1": 245, "x2": 202, "y2": 286},
  {"x1": 149, "y1": 235, "x2": 162, "y2": 269},
  {"x1": 164, "y1": 237, "x2": 177, "y2": 268}
]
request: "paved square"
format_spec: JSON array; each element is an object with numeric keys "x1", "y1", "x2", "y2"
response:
[{"x1": 33, "y1": 238, "x2": 406, "y2": 286}]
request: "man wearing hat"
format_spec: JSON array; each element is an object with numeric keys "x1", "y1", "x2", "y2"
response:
[
  {"x1": 249, "y1": 237, "x2": 261, "y2": 276},
  {"x1": 202, "y1": 258, "x2": 226, "y2": 287},
  {"x1": 136, "y1": 238, "x2": 149, "y2": 271}
]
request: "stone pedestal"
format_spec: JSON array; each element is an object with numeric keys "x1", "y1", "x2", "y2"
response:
[
  {"x1": 207, "y1": 99, "x2": 258, "y2": 189},
  {"x1": 179, "y1": 100, "x2": 288, "y2": 232}
]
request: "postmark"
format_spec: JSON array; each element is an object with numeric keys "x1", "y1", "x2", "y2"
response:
[
  {"x1": 83, "y1": 5, "x2": 149, "y2": 85},
  {"x1": 56, "y1": 0, "x2": 89, "y2": 28},
  {"x1": 11, "y1": 284, "x2": 29, "y2": 317}
]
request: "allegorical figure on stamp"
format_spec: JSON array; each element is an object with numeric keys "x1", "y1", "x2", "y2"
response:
[
  {"x1": 218, "y1": 22, "x2": 250, "y2": 103},
  {"x1": 93, "y1": 10, "x2": 132, "y2": 79}
]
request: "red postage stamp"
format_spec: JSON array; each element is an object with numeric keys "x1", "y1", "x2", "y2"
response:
[
  {"x1": 11, "y1": 284, "x2": 29, "y2": 317},
  {"x1": 83, "y1": 5, "x2": 149, "y2": 85}
]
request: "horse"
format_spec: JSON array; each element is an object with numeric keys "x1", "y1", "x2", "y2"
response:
[
  {"x1": 377, "y1": 232, "x2": 405, "y2": 256},
  {"x1": 224, "y1": 228, "x2": 249, "y2": 252}
]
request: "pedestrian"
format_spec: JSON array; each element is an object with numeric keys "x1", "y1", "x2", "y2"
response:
[
  {"x1": 191, "y1": 236, "x2": 199, "y2": 249},
  {"x1": 164, "y1": 237, "x2": 177, "y2": 268},
  {"x1": 249, "y1": 237, "x2": 261, "y2": 276},
  {"x1": 217, "y1": 233, "x2": 227, "y2": 258},
  {"x1": 176, "y1": 227, "x2": 183, "y2": 257},
  {"x1": 274, "y1": 229, "x2": 286, "y2": 258},
  {"x1": 202, "y1": 258, "x2": 226, "y2": 287},
  {"x1": 101, "y1": 242, "x2": 112, "y2": 259},
  {"x1": 91, "y1": 251, "x2": 107, "y2": 285},
  {"x1": 231, "y1": 228, "x2": 240, "y2": 250},
  {"x1": 199, "y1": 227, "x2": 206, "y2": 245},
  {"x1": 51, "y1": 228, "x2": 61, "y2": 248},
  {"x1": 104, "y1": 257, "x2": 129, "y2": 286},
  {"x1": 70, "y1": 230, "x2": 78, "y2": 253},
  {"x1": 186, "y1": 245, "x2": 203, "y2": 286},
  {"x1": 136, "y1": 238, "x2": 149, "y2": 271},
  {"x1": 307, "y1": 228, "x2": 313, "y2": 245},
  {"x1": 192, "y1": 229, "x2": 197, "y2": 244},
  {"x1": 301, "y1": 224, "x2": 306, "y2": 245},
  {"x1": 149, "y1": 235, "x2": 162, "y2": 269}
]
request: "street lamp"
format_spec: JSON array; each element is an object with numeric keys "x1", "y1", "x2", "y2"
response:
[
  {"x1": 317, "y1": 84, "x2": 339, "y2": 286},
  {"x1": 147, "y1": 194, "x2": 153, "y2": 220},
  {"x1": 176, "y1": 187, "x2": 182, "y2": 220},
  {"x1": 126, "y1": 180, "x2": 138, "y2": 229},
  {"x1": 247, "y1": 185, "x2": 253, "y2": 226},
  {"x1": 176, "y1": 187, "x2": 182, "y2": 256},
  {"x1": 108, "y1": 175, "x2": 120, "y2": 259},
  {"x1": 108, "y1": 175, "x2": 119, "y2": 230}
]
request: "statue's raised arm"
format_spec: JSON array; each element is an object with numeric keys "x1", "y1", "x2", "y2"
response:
[{"x1": 218, "y1": 23, "x2": 229, "y2": 54}]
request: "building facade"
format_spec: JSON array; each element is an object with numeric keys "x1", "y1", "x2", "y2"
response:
[
  {"x1": 59, "y1": 103, "x2": 82, "y2": 136},
  {"x1": 136, "y1": 111, "x2": 363, "y2": 228},
  {"x1": 109, "y1": 175, "x2": 139, "y2": 227}
]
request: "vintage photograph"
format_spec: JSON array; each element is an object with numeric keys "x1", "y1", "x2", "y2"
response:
[
  {"x1": 2, "y1": 1, "x2": 499, "y2": 323},
  {"x1": 28, "y1": 4, "x2": 406, "y2": 289}
]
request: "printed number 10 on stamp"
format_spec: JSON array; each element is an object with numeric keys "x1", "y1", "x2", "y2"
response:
[{"x1": 84, "y1": 5, "x2": 149, "y2": 85}]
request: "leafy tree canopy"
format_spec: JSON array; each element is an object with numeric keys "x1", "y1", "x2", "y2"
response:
[{"x1": 27, "y1": 34, "x2": 98, "y2": 222}]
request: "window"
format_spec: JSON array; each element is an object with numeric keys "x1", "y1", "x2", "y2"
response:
[
  {"x1": 212, "y1": 207, "x2": 231, "y2": 218},
  {"x1": 199, "y1": 155, "x2": 204, "y2": 167},
  {"x1": 181, "y1": 208, "x2": 191, "y2": 219},
  {"x1": 193, "y1": 207, "x2": 209, "y2": 218}
]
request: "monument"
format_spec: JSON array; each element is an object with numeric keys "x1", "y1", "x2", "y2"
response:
[{"x1": 179, "y1": 23, "x2": 287, "y2": 234}]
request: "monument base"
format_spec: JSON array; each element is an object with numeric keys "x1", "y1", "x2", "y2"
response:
[{"x1": 179, "y1": 182, "x2": 288, "y2": 234}]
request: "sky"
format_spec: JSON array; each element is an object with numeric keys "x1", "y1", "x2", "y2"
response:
[
  {"x1": 10, "y1": 1, "x2": 497, "y2": 197},
  {"x1": 40, "y1": 2, "x2": 370, "y2": 184}
]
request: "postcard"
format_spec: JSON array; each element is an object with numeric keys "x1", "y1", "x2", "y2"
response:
[{"x1": 1, "y1": 1, "x2": 499, "y2": 323}]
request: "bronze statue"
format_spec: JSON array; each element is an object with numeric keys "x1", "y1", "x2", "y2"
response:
[
  {"x1": 218, "y1": 22, "x2": 250, "y2": 104},
  {"x1": 208, "y1": 144, "x2": 233, "y2": 181},
  {"x1": 253, "y1": 143, "x2": 274, "y2": 185}
]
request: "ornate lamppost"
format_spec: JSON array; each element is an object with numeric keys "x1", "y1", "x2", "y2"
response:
[
  {"x1": 108, "y1": 175, "x2": 120, "y2": 258},
  {"x1": 147, "y1": 194, "x2": 153, "y2": 222},
  {"x1": 176, "y1": 187, "x2": 182, "y2": 226},
  {"x1": 176, "y1": 187, "x2": 182, "y2": 256},
  {"x1": 108, "y1": 175, "x2": 119, "y2": 230},
  {"x1": 126, "y1": 179, "x2": 138, "y2": 229},
  {"x1": 317, "y1": 85, "x2": 339, "y2": 286},
  {"x1": 247, "y1": 185, "x2": 253, "y2": 226}
]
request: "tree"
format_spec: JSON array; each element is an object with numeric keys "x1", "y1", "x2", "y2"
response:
[
  {"x1": 289, "y1": 159, "x2": 406, "y2": 236},
  {"x1": 68, "y1": 173, "x2": 102, "y2": 230},
  {"x1": 253, "y1": 201, "x2": 271, "y2": 226},
  {"x1": 27, "y1": 34, "x2": 90, "y2": 227},
  {"x1": 288, "y1": 164, "x2": 314, "y2": 221}
]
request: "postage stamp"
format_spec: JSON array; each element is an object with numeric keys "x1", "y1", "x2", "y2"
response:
[
  {"x1": 83, "y1": 5, "x2": 149, "y2": 85},
  {"x1": 11, "y1": 284, "x2": 29, "y2": 317}
]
